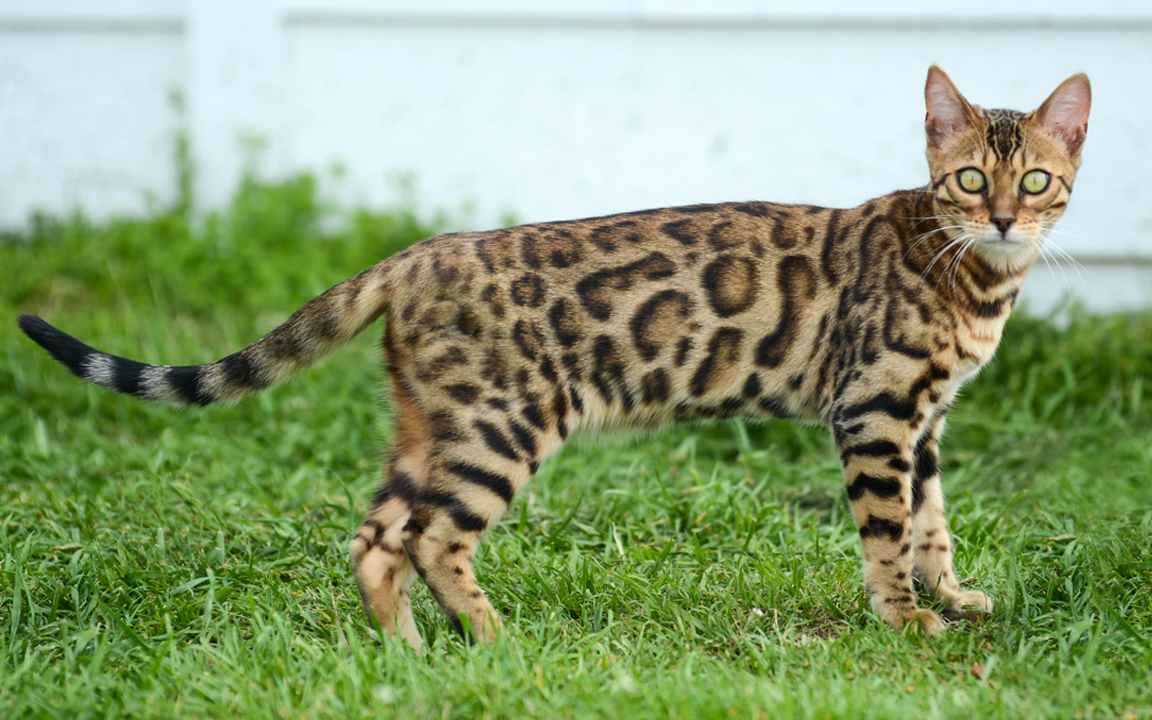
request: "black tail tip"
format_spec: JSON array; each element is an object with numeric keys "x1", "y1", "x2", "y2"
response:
[
  {"x1": 17, "y1": 313, "x2": 54, "y2": 343},
  {"x1": 16, "y1": 313, "x2": 94, "y2": 377}
]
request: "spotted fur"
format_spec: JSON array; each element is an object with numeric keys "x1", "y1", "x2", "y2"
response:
[{"x1": 18, "y1": 66, "x2": 1090, "y2": 645}]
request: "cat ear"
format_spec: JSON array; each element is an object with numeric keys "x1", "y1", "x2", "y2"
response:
[
  {"x1": 924, "y1": 65, "x2": 976, "y2": 148},
  {"x1": 1034, "y1": 73, "x2": 1091, "y2": 156}
]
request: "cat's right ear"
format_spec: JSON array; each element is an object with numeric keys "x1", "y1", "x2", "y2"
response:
[
  {"x1": 925, "y1": 65, "x2": 976, "y2": 149},
  {"x1": 1034, "y1": 73, "x2": 1091, "y2": 157}
]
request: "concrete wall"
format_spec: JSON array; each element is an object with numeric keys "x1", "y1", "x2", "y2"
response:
[{"x1": 2, "y1": 0, "x2": 1150, "y2": 312}]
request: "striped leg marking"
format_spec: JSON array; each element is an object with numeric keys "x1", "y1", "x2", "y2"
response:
[
  {"x1": 910, "y1": 417, "x2": 992, "y2": 619},
  {"x1": 349, "y1": 501, "x2": 423, "y2": 650},
  {"x1": 839, "y1": 427, "x2": 946, "y2": 636}
]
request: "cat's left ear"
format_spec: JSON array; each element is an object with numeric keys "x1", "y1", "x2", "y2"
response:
[{"x1": 1034, "y1": 73, "x2": 1091, "y2": 156}]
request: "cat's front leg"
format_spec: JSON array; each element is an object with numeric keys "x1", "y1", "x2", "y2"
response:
[
  {"x1": 834, "y1": 419, "x2": 946, "y2": 635},
  {"x1": 910, "y1": 410, "x2": 993, "y2": 619}
]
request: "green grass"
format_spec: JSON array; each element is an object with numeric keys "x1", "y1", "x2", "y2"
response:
[{"x1": 2, "y1": 174, "x2": 1151, "y2": 719}]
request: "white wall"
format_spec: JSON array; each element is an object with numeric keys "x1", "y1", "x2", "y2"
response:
[
  {"x1": 0, "y1": 2, "x2": 184, "y2": 223},
  {"x1": 2, "y1": 0, "x2": 1150, "y2": 312}
]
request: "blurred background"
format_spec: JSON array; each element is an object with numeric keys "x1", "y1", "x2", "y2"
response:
[{"x1": 1, "y1": 0, "x2": 1150, "y2": 313}]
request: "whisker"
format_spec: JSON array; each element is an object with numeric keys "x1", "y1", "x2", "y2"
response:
[
  {"x1": 1034, "y1": 238, "x2": 1057, "y2": 277},
  {"x1": 906, "y1": 224, "x2": 967, "y2": 259},
  {"x1": 1042, "y1": 225, "x2": 1089, "y2": 246},
  {"x1": 1038, "y1": 242, "x2": 1075, "y2": 289},
  {"x1": 909, "y1": 215, "x2": 959, "y2": 222},
  {"x1": 923, "y1": 236, "x2": 964, "y2": 275},
  {"x1": 922, "y1": 233, "x2": 969, "y2": 282},
  {"x1": 948, "y1": 236, "x2": 977, "y2": 294},
  {"x1": 1037, "y1": 222, "x2": 1091, "y2": 277},
  {"x1": 1040, "y1": 241, "x2": 1091, "y2": 289}
]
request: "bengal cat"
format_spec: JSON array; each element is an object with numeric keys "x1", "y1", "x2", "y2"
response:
[{"x1": 19, "y1": 66, "x2": 1090, "y2": 646}]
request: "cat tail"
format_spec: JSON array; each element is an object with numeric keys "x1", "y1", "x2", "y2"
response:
[{"x1": 17, "y1": 257, "x2": 401, "y2": 406}]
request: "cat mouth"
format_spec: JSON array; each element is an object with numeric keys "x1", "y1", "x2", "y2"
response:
[
  {"x1": 979, "y1": 230, "x2": 1029, "y2": 247},
  {"x1": 974, "y1": 233, "x2": 1037, "y2": 265}
]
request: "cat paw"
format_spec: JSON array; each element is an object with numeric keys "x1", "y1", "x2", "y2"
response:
[
  {"x1": 881, "y1": 606, "x2": 947, "y2": 637},
  {"x1": 912, "y1": 608, "x2": 947, "y2": 637},
  {"x1": 942, "y1": 590, "x2": 993, "y2": 621}
]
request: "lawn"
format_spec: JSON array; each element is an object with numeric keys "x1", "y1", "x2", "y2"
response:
[{"x1": 2, "y1": 174, "x2": 1151, "y2": 719}]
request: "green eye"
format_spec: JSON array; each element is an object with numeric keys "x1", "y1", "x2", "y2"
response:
[
  {"x1": 1021, "y1": 170, "x2": 1051, "y2": 194},
  {"x1": 958, "y1": 168, "x2": 986, "y2": 193}
]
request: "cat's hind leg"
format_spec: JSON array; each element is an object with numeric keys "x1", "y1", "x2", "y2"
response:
[
  {"x1": 401, "y1": 500, "x2": 504, "y2": 643},
  {"x1": 398, "y1": 427, "x2": 542, "y2": 643},
  {"x1": 349, "y1": 493, "x2": 422, "y2": 649},
  {"x1": 373, "y1": 316, "x2": 565, "y2": 642},
  {"x1": 397, "y1": 375, "x2": 565, "y2": 641},
  {"x1": 349, "y1": 375, "x2": 437, "y2": 651}
]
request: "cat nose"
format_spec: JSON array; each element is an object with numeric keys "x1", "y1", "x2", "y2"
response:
[{"x1": 990, "y1": 216, "x2": 1014, "y2": 235}]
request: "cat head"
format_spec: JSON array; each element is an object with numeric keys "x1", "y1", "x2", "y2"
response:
[{"x1": 924, "y1": 66, "x2": 1091, "y2": 272}]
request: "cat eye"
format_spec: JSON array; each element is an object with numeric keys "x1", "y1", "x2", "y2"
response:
[
  {"x1": 1021, "y1": 170, "x2": 1051, "y2": 194},
  {"x1": 958, "y1": 168, "x2": 986, "y2": 193}
]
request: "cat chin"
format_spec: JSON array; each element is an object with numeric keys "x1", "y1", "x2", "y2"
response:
[{"x1": 972, "y1": 236, "x2": 1039, "y2": 271}]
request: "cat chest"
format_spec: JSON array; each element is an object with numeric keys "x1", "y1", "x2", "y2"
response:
[{"x1": 949, "y1": 330, "x2": 1004, "y2": 386}]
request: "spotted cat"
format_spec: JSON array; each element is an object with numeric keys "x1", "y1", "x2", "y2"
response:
[{"x1": 18, "y1": 66, "x2": 1090, "y2": 646}]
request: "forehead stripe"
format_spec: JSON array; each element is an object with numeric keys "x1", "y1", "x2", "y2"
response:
[{"x1": 982, "y1": 109, "x2": 1024, "y2": 161}]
